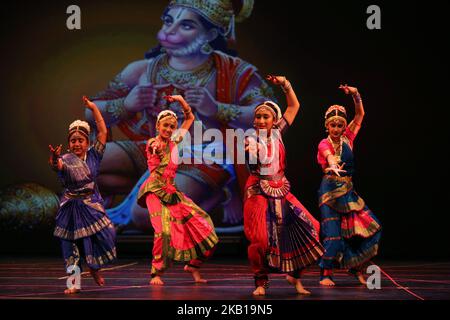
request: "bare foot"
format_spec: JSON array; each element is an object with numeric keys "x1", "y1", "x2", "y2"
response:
[
  {"x1": 348, "y1": 270, "x2": 367, "y2": 285},
  {"x1": 184, "y1": 265, "x2": 207, "y2": 283},
  {"x1": 64, "y1": 287, "x2": 81, "y2": 294},
  {"x1": 89, "y1": 269, "x2": 105, "y2": 286},
  {"x1": 286, "y1": 275, "x2": 311, "y2": 295},
  {"x1": 356, "y1": 274, "x2": 367, "y2": 285},
  {"x1": 319, "y1": 278, "x2": 336, "y2": 286},
  {"x1": 150, "y1": 276, "x2": 164, "y2": 285},
  {"x1": 252, "y1": 286, "x2": 265, "y2": 296}
]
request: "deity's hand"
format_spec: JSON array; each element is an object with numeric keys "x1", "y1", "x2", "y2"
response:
[
  {"x1": 82, "y1": 96, "x2": 97, "y2": 110},
  {"x1": 339, "y1": 84, "x2": 358, "y2": 95},
  {"x1": 184, "y1": 87, "x2": 217, "y2": 117},
  {"x1": 124, "y1": 84, "x2": 157, "y2": 113},
  {"x1": 266, "y1": 75, "x2": 287, "y2": 86}
]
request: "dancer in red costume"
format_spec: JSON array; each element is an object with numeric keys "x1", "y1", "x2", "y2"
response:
[{"x1": 244, "y1": 75, "x2": 323, "y2": 296}]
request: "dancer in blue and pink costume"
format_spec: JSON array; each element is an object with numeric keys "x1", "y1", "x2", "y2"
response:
[{"x1": 317, "y1": 85, "x2": 381, "y2": 287}]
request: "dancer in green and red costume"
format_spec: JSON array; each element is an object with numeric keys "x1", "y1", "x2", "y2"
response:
[{"x1": 137, "y1": 94, "x2": 218, "y2": 285}]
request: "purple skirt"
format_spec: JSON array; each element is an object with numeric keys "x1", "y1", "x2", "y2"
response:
[{"x1": 55, "y1": 198, "x2": 116, "y2": 269}]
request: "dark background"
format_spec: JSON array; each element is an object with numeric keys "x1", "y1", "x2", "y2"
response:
[{"x1": 0, "y1": 1, "x2": 448, "y2": 260}]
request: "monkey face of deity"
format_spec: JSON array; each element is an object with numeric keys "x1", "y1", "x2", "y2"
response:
[
  {"x1": 68, "y1": 132, "x2": 89, "y2": 159},
  {"x1": 326, "y1": 119, "x2": 346, "y2": 140},
  {"x1": 254, "y1": 108, "x2": 276, "y2": 132},
  {"x1": 157, "y1": 116, "x2": 178, "y2": 140},
  {"x1": 157, "y1": 7, "x2": 218, "y2": 57}
]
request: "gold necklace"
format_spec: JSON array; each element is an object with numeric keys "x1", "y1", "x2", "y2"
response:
[
  {"x1": 328, "y1": 136, "x2": 343, "y2": 163},
  {"x1": 159, "y1": 55, "x2": 214, "y2": 87}
]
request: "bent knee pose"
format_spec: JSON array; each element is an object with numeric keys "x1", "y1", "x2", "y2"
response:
[
  {"x1": 317, "y1": 85, "x2": 382, "y2": 287},
  {"x1": 244, "y1": 75, "x2": 324, "y2": 296},
  {"x1": 136, "y1": 95, "x2": 219, "y2": 285},
  {"x1": 49, "y1": 96, "x2": 116, "y2": 294}
]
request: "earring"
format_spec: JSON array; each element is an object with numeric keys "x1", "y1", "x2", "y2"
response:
[{"x1": 200, "y1": 42, "x2": 213, "y2": 54}]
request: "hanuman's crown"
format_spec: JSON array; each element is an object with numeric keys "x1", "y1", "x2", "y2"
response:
[{"x1": 169, "y1": 0, "x2": 254, "y2": 40}]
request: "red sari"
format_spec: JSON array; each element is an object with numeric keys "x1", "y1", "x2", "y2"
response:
[{"x1": 244, "y1": 118, "x2": 323, "y2": 288}]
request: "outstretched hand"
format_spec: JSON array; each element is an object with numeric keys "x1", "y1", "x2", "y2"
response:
[
  {"x1": 48, "y1": 144, "x2": 62, "y2": 169},
  {"x1": 338, "y1": 84, "x2": 358, "y2": 95},
  {"x1": 48, "y1": 144, "x2": 62, "y2": 157},
  {"x1": 150, "y1": 140, "x2": 165, "y2": 158},
  {"x1": 82, "y1": 95, "x2": 97, "y2": 110},
  {"x1": 325, "y1": 162, "x2": 347, "y2": 177},
  {"x1": 266, "y1": 75, "x2": 287, "y2": 86}
]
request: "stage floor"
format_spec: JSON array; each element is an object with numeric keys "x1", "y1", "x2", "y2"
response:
[{"x1": 0, "y1": 258, "x2": 449, "y2": 300}]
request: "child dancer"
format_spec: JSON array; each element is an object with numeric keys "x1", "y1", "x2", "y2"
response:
[
  {"x1": 49, "y1": 96, "x2": 116, "y2": 294},
  {"x1": 317, "y1": 84, "x2": 381, "y2": 286},
  {"x1": 137, "y1": 95, "x2": 218, "y2": 285},
  {"x1": 244, "y1": 75, "x2": 324, "y2": 296}
]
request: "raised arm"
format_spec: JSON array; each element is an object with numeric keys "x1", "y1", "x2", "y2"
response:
[
  {"x1": 339, "y1": 84, "x2": 364, "y2": 134},
  {"x1": 266, "y1": 75, "x2": 300, "y2": 125},
  {"x1": 163, "y1": 95, "x2": 194, "y2": 139},
  {"x1": 83, "y1": 96, "x2": 107, "y2": 145}
]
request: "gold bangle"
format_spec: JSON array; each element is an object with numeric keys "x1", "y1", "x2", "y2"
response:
[
  {"x1": 282, "y1": 81, "x2": 292, "y2": 93},
  {"x1": 105, "y1": 98, "x2": 128, "y2": 121},
  {"x1": 216, "y1": 103, "x2": 241, "y2": 123},
  {"x1": 353, "y1": 93, "x2": 362, "y2": 103}
]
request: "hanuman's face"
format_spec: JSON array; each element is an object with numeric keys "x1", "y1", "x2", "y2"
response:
[{"x1": 157, "y1": 7, "x2": 209, "y2": 57}]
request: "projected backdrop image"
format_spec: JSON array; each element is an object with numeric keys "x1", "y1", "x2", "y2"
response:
[{"x1": 0, "y1": 0, "x2": 446, "y2": 262}]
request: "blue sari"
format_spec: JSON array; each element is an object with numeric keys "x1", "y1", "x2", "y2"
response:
[
  {"x1": 54, "y1": 141, "x2": 116, "y2": 271},
  {"x1": 318, "y1": 136, "x2": 381, "y2": 277}
]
